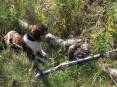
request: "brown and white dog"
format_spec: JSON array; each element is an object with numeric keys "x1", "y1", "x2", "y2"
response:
[
  {"x1": 23, "y1": 24, "x2": 48, "y2": 63},
  {"x1": 2, "y1": 30, "x2": 23, "y2": 49},
  {"x1": 2, "y1": 24, "x2": 48, "y2": 63},
  {"x1": 2, "y1": 24, "x2": 48, "y2": 75}
]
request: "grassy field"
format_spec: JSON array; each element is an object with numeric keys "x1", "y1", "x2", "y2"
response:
[{"x1": 0, "y1": 0, "x2": 117, "y2": 87}]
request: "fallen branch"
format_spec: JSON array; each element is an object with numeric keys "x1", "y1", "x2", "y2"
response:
[
  {"x1": 18, "y1": 19, "x2": 31, "y2": 29},
  {"x1": 35, "y1": 48, "x2": 117, "y2": 79}
]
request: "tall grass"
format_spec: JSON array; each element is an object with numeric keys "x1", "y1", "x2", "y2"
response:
[{"x1": 0, "y1": 0, "x2": 117, "y2": 87}]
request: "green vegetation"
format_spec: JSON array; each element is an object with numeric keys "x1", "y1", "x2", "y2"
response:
[{"x1": 0, "y1": 0, "x2": 117, "y2": 87}]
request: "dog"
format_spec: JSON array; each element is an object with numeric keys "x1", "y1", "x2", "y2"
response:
[
  {"x1": 2, "y1": 24, "x2": 48, "y2": 62},
  {"x1": 2, "y1": 30, "x2": 23, "y2": 50},
  {"x1": 2, "y1": 24, "x2": 48, "y2": 74},
  {"x1": 23, "y1": 24, "x2": 48, "y2": 64}
]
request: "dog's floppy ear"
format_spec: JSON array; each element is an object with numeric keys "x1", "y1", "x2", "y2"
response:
[{"x1": 39, "y1": 24, "x2": 48, "y2": 35}]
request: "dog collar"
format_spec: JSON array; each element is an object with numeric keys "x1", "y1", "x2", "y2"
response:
[{"x1": 27, "y1": 33, "x2": 36, "y2": 41}]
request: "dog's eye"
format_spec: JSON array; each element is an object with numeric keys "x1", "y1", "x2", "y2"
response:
[
  {"x1": 36, "y1": 30, "x2": 39, "y2": 32},
  {"x1": 32, "y1": 29, "x2": 39, "y2": 33}
]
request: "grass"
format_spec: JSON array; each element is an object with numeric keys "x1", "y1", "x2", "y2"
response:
[
  {"x1": 0, "y1": 0, "x2": 117, "y2": 87},
  {"x1": 0, "y1": 47, "x2": 115, "y2": 87}
]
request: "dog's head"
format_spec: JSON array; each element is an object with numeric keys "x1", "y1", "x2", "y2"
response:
[{"x1": 29, "y1": 24, "x2": 48, "y2": 41}]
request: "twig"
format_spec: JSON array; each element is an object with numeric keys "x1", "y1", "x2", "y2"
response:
[
  {"x1": 12, "y1": 43, "x2": 23, "y2": 49},
  {"x1": 35, "y1": 48, "x2": 117, "y2": 79}
]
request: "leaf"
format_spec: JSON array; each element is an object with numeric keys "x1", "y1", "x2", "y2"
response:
[{"x1": 37, "y1": 12, "x2": 47, "y2": 24}]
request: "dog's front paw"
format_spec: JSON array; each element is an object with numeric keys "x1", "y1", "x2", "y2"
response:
[
  {"x1": 43, "y1": 52, "x2": 47, "y2": 58},
  {"x1": 36, "y1": 51, "x2": 47, "y2": 59},
  {"x1": 41, "y1": 50, "x2": 47, "y2": 58},
  {"x1": 45, "y1": 33, "x2": 55, "y2": 39}
]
